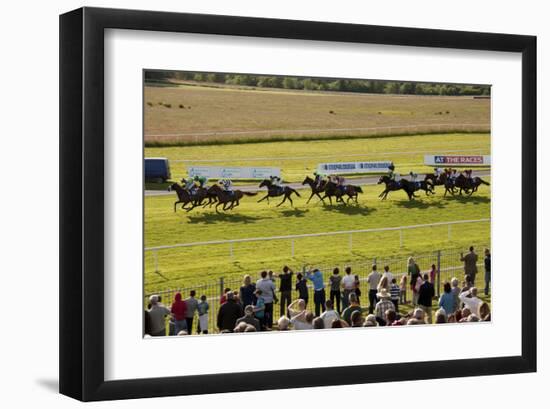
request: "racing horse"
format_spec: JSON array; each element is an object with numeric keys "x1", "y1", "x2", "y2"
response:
[
  {"x1": 377, "y1": 176, "x2": 433, "y2": 201},
  {"x1": 377, "y1": 176, "x2": 409, "y2": 200},
  {"x1": 208, "y1": 184, "x2": 257, "y2": 212},
  {"x1": 168, "y1": 183, "x2": 199, "y2": 212},
  {"x1": 320, "y1": 181, "x2": 363, "y2": 205},
  {"x1": 302, "y1": 176, "x2": 327, "y2": 204},
  {"x1": 445, "y1": 174, "x2": 490, "y2": 197},
  {"x1": 258, "y1": 179, "x2": 301, "y2": 207}
]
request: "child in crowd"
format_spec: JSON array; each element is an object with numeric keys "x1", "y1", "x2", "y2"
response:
[
  {"x1": 390, "y1": 278, "x2": 400, "y2": 313},
  {"x1": 197, "y1": 295, "x2": 209, "y2": 334},
  {"x1": 399, "y1": 275, "x2": 407, "y2": 304}
]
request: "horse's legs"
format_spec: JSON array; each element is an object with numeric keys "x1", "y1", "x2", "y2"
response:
[
  {"x1": 257, "y1": 195, "x2": 269, "y2": 203},
  {"x1": 316, "y1": 193, "x2": 325, "y2": 203},
  {"x1": 174, "y1": 201, "x2": 180, "y2": 212},
  {"x1": 276, "y1": 195, "x2": 287, "y2": 207},
  {"x1": 306, "y1": 192, "x2": 315, "y2": 204},
  {"x1": 287, "y1": 195, "x2": 293, "y2": 207}
]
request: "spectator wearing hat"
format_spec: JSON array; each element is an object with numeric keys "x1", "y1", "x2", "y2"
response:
[
  {"x1": 216, "y1": 291, "x2": 243, "y2": 333},
  {"x1": 147, "y1": 295, "x2": 171, "y2": 337},
  {"x1": 256, "y1": 271, "x2": 276, "y2": 328},
  {"x1": 184, "y1": 290, "x2": 199, "y2": 335},
  {"x1": 306, "y1": 267, "x2": 326, "y2": 316},
  {"x1": 374, "y1": 288, "x2": 395, "y2": 326},
  {"x1": 236, "y1": 305, "x2": 261, "y2": 331},
  {"x1": 367, "y1": 264, "x2": 381, "y2": 314},
  {"x1": 341, "y1": 266, "x2": 355, "y2": 310},
  {"x1": 460, "y1": 246, "x2": 479, "y2": 285},
  {"x1": 170, "y1": 292, "x2": 187, "y2": 335},
  {"x1": 418, "y1": 274, "x2": 435, "y2": 323},
  {"x1": 278, "y1": 266, "x2": 294, "y2": 317}
]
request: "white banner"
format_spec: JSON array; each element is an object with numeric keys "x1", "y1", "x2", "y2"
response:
[
  {"x1": 187, "y1": 166, "x2": 280, "y2": 179},
  {"x1": 317, "y1": 161, "x2": 393, "y2": 174},
  {"x1": 424, "y1": 155, "x2": 491, "y2": 166}
]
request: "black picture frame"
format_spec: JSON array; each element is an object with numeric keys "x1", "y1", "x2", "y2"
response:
[{"x1": 60, "y1": 7, "x2": 537, "y2": 401}]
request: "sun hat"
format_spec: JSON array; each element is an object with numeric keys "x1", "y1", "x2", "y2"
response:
[{"x1": 376, "y1": 288, "x2": 392, "y2": 299}]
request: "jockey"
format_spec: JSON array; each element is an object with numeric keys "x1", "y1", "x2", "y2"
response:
[
  {"x1": 270, "y1": 175, "x2": 283, "y2": 187},
  {"x1": 313, "y1": 171, "x2": 325, "y2": 188},
  {"x1": 464, "y1": 169, "x2": 473, "y2": 182},
  {"x1": 335, "y1": 175, "x2": 346, "y2": 192},
  {"x1": 388, "y1": 163, "x2": 395, "y2": 178},
  {"x1": 409, "y1": 171, "x2": 419, "y2": 188},
  {"x1": 434, "y1": 167, "x2": 443, "y2": 178},
  {"x1": 218, "y1": 179, "x2": 233, "y2": 193},
  {"x1": 193, "y1": 174, "x2": 208, "y2": 189},
  {"x1": 450, "y1": 169, "x2": 458, "y2": 183},
  {"x1": 182, "y1": 177, "x2": 196, "y2": 192}
]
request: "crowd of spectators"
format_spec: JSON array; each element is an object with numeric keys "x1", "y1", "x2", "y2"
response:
[{"x1": 144, "y1": 246, "x2": 491, "y2": 336}]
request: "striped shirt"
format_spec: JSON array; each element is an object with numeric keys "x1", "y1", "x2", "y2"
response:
[
  {"x1": 375, "y1": 299, "x2": 395, "y2": 320},
  {"x1": 390, "y1": 284, "x2": 400, "y2": 300}
]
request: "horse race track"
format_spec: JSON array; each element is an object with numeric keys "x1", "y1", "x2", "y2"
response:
[{"x1": 144, "y1": 133, "x2": 491, "y2": 293}]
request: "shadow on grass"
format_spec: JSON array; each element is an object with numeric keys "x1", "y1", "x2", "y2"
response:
[
  {"x1": 394, "y1": 199, "x2": 446, "y2": 209},
  {"x1": 280, "y1": 208, "x2": 310, "y2": 217},
  {"x1": 320, "y1": 203, "x2": 376, "y2": 216},
  {"x1": 447, "y1": 195, "x2": 491, "y2": 205},
  {"x1": 186, "y1": 212, "x2": 261, "y2": 224}
]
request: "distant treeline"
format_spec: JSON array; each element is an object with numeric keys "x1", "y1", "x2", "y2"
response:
[{"x1": 145, "y1": 71, "x2": 491, "y2": 96}]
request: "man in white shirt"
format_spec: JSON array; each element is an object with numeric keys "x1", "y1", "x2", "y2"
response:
[
  {"x1": 341, "y1": 266, "x2": 356, "y2": 310},
  {"x1": 256, "y1": 270, "x2": 276, "y2": 328},
  {"x1": 458, "y1": 287, "x2": 483, "y2": 317},
  {"x1": 320, "y1": 299, "x2": 340, "y2": 328}
]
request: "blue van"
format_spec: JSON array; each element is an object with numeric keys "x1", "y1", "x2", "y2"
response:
[{"x1": 145, "y1": 157, "x2": 171, "y2": 182}]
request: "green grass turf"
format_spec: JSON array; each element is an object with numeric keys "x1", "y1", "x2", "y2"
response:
[
  {"x1": 144, "y1": 180, "x2": 490, "y2": 293},
  {"x1": 145, "y1": 132, "x2": 490, "y2": 186}
]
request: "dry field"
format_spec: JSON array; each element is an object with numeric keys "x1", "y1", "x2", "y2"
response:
[{"x1": 144, "y1": 84, "x2": 490, "y2": 145}]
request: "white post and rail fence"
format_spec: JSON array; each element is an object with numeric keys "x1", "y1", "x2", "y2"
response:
[{"x1": 145, "y1": 218, "x2": 490, "y2": 274}]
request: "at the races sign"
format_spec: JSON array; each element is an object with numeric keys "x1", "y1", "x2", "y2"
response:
[
  {"x1": 424, "y1": 155, "x2": 491, "y2": 166},
  {"x1": 317, "y1": 161, "x2": 393, "y2": 174},
  {"x1": 187, "y1": 166, "x2": 281, "y2": 179}
]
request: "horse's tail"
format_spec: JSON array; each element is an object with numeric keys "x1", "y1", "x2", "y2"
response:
[
  {"x1": 354, "y1": 186, "x2": 363, "y2": 193},
  {"x1": 478, "y1": 178, "x2": 490, "y2": 186},
  {"x1": 242, "y1": 191, "x2": 258, "y2": 196},
  {"x1": 290, "y1": 188, "x2": 301, "y2": 197}
]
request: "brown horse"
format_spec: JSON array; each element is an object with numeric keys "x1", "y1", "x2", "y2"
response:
[
  {"x1": 208, "y1": 184, "x2": 257, "y2": 212},
  {"x1": 320, "y1": 181, "x2": 363, "y2": 205},
  {"x1": 258, "y1": 179, "x2": 301, "y2": 207},
  {"x1": 168, "y1": 183, "x2": 197, "y2": 212},
  {"x1": 302, "y1": 176, "x2": 327, "y2": 204}
]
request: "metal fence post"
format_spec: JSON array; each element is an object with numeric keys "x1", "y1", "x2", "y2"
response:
[
  {"x1": 229, "y1": 242, "x2": 234, "y2": 258},
  {"x1": 436, "y1": 250, "x2": 441, "y2": 296},
  {"x1": 399, "y1": 229, "x2": 403, "y2": 248},
  {"x1": 291, "y1": 239, "x2": 295, "y2": 258},
  {"x1": 219, "y1": 277, "x2": 224, "y2": 300}
]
